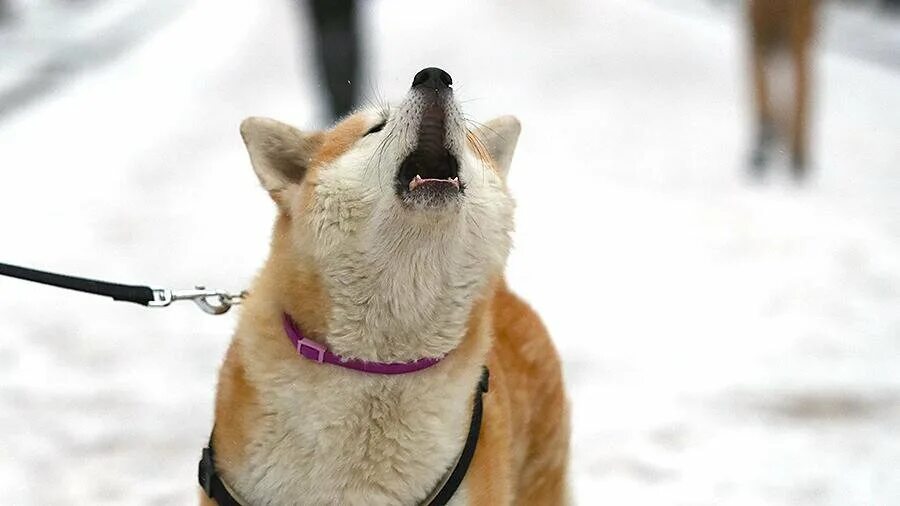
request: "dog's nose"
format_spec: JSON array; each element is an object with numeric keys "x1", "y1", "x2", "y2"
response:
[{"x1": 412, "y1": 67, "x2": 452, "y2": 90}]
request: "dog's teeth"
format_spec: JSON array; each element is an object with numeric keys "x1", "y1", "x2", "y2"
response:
[
  {"x1": 449, "y1": 177, "x2": 460, "y2": 188},
  {"x1": 410, "y1": 175, "x2": 423, "y2": 191}
]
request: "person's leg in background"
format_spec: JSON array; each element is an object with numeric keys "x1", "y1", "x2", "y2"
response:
[{"x1": 306, "y1": 0, "x2": 360, "y2": 121}]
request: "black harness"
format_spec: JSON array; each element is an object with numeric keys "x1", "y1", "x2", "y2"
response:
[{"x1": 199, "y1": 367, "x2": 490, "y2": 506}]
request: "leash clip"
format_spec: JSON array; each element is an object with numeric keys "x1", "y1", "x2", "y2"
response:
[{"x1": 149, "y1": 286, "x2": 247, "y2": 315}]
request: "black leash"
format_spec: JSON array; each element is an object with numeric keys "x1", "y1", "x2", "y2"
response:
[
  {"x1": 0, "y1": 262, "x2": 245, "y2": 314},
  {"x1": 0, "y1": 262, "x2": 155, "y2": 305},
  {"x1": 199, "y1": 367, "x2": 490, "y2": 506}
]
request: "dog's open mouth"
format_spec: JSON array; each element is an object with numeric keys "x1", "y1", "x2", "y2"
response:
[
  {"x1": 395, "y1": 96, "x2": 463, "y2": 205},
  {"x1": 396, "y1": 148, "x2": 462, "y2": 200}
]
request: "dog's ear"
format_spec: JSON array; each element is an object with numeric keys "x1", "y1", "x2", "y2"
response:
[
  {"x1": 240, "y1": 117, "x2": 322, "y2": 205},
  {"x1": 471, "y1": 115, "x2": 521, "y2": 180}
]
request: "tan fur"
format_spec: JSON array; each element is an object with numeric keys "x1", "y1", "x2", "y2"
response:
[
  {"x1": 204, "y1": 92, "x2": 568, "y2": 505},
  {"x1": 314, "y1": 115, "x2": 370, "y2": 166}
]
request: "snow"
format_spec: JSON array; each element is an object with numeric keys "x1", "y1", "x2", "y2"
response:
[{"x1": 1, "y1": 0, "x2": 898, "y2": 504}]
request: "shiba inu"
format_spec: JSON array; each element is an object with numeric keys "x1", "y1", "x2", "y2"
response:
[
  {"x1": 199, "y1": 67, "x2": 569, "y2": 505},
  {"x1": 748, "y1": 0, "x2": 818, "y2": 178}
]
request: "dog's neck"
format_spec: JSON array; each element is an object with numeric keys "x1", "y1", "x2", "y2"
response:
[
  {"x1": 227, "y1": 255, "x2": 495, "y2": 505},
  {"x1": 268, "y1": 213, "x2": 494, "y2": 363}
]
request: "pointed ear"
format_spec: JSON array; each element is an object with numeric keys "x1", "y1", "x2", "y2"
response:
[
  {"x1": 240, "y1": 117, "x2": 322, "y2": 202},
  {"x1": 472, "y1": 115, "x2": 521, "y2": 180}
]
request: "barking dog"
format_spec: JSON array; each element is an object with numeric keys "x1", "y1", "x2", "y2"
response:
[{"x1": 200, "y1": 68, "x2": 569, "y2": 505}]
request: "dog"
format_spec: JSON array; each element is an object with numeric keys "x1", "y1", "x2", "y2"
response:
[
  {"x1": 748, "y1": 0, "x2": 818, "y2": 178},
  {"x1": 199, "y1": 67, "x2": 570, "y2": 505}
]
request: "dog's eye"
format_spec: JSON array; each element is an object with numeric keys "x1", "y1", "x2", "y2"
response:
[{"x1": 365, "y1": 120, "x2": 386, "y2": 136}]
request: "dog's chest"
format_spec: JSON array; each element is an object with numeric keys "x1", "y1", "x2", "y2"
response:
[{"x1": 229, "y1": 368, "x2": 474, "y2": 506}]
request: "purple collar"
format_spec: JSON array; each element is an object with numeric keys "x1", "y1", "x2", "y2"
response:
[{"x1": 282, "y1": 313, "x2": 444, "y2": 374}]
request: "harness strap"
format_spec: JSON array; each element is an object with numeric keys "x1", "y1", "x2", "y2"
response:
[
  {"x1": 199, "y1": 367, "x2": 490, "y2": 506},
  {"x1": 199, "y1": 445, "x2": 242, "y2": 506},
  {"x1": 426, "y1": 367, "x2": 489, "y2": 506},
  {"x1": 0, "y1": 262, "x2": 154, "y2": 305}
]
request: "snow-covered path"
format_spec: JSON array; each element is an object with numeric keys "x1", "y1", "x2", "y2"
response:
[{"x1": 1, "y1": 0, "x2": 898, "y2": 504}]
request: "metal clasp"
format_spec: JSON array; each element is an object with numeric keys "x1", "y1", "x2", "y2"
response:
[{"x1": 148, "y1": 286, "x2": 247, "y2": 315}]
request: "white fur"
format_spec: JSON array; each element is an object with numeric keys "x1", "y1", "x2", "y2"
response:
[
  {"x1": 230, "y1": 341, "x2": 481, "y2": 505},
  {"x1": 225, "y1": 88, "x2": 517, "y2": 505},
  {"x1": 301, "y1": 89, "x2": 514, "y2": 363}
]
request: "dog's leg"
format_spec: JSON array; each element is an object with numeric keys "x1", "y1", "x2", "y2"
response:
[
  {"x1": 789, "y1": 0, "x2": 815, "y2": 179},
  {"x1": 748, "y1": 0, "x2": 780, "y2": 175}
]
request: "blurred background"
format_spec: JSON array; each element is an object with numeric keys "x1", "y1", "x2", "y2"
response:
[{"x1": 1, "y1": 0, "x2": 899, "y2": 504}]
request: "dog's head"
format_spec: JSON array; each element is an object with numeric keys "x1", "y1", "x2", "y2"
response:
[{"x1": 240, "y1": 68, "x2": 519, "y2": 361}]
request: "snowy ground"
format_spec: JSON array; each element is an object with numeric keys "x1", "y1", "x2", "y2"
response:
[{"x1": 1, "y1": 0, "x2": 899, "y2": 504}]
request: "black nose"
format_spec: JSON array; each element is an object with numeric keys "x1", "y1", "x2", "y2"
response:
[{"x1": 412, "y1": 67, "x2": 452, "y2": 90}]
